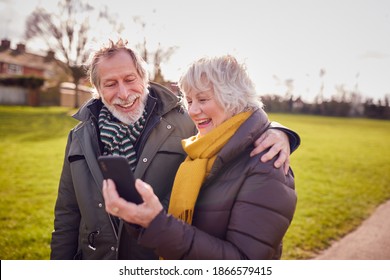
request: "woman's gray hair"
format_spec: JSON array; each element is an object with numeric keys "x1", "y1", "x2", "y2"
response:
[
  {"x1": 87, "y1": 38, "x2": 149, "y2": 99},
  {"x1": 178, "y1": 55, "x2": 263, "y2": 114}
]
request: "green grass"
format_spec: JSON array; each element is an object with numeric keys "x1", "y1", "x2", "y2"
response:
[
  {"x1": 0, "y1": 107, "x2": 389, "y2": 259},
  {"x1": 0, "y1": 106, "x2": 78, "y2": 260},
  {"x1": 270, "y1": 114, "x2": 390, "y2": 259}
]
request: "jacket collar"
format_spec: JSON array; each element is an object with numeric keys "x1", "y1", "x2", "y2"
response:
[
  {"x1": 208, "y1": 109, "x2": 270, "y2": 178},
  {"x1": 72, "y1": 98, "x2": 102, "y2": 122},
  {"x1": 148, "y1": 82, "x2": 183, "y2": 116}
]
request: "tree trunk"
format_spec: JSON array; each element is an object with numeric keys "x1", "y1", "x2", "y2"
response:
[{"x1": 74, "y1": 82, "x2": 79, "y2": 108}]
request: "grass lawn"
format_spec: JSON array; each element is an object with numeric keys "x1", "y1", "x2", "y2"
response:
[
  {"x1": 271, "y1": 113, "x2": 390, "y2": 259},
  {"x1": 0, "y1": 106, "x2": 389, "y2": 259},
  {"x1": 0, "y1": 106, "x2": 78, "y2": 259}
]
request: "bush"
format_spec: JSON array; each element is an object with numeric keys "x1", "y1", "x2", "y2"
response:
[{"x1": 0, "y1": 76, "x2": 45, "y2": 89}]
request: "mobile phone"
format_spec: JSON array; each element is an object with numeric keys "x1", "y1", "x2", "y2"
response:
[{"x1": 98, "y1": 155, "x2": 142, "y2": 204}]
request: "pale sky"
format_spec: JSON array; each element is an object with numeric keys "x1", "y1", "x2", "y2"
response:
[{"x1": 1, "y1": 0, "x2": 389, "y2": 102}]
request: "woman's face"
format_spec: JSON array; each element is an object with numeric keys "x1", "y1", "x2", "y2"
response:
[{"x1": 185, "y1": 88, "x2": 233, "y2": 136}]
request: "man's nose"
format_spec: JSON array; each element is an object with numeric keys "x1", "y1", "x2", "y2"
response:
[{"x1": 117, "y1": 83, "x2": 129, "y2": 100}]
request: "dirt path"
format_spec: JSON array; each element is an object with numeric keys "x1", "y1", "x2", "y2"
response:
[{"x1": 314, "y1": 200, "x2": 390, "y2": 260}]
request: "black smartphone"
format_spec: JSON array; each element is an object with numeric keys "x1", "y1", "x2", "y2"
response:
[{"x1": 98, "y1": 155, "x2": 142, "y2": 204}]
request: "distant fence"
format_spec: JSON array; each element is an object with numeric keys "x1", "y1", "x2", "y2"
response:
[
  {"x1": 60, "y1": 82, "x2": 93, "y2": 107},
  {"x1": 0, "y1": 85, "x2": 40, "y2": 106},
  {"x1": 0, "y1": 86, "x2": 27, "y2": 105},
  {"x1": 0, "y1": 83, "x2": 93, "y2": 107}
]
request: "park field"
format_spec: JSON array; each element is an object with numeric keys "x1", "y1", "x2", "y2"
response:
[{"x1": 0, "y1": 106, "x2": 389, "y2": 259}]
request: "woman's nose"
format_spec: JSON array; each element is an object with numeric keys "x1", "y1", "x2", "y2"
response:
[{"x1": 188, "y1": 102, "x2": 201, "y2": 116}]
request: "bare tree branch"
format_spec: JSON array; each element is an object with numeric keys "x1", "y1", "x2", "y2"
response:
[{"x1": 24, "y1": 0, "x2": 120, "y2": 107}]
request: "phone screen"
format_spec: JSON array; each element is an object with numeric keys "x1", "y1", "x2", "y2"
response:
[{"x1": 98, "y1": 155, "x2": 142, "y2": 204}]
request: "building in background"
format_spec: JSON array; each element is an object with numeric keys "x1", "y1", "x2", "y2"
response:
[{"x1": 0, "y1": 38, "x2": 75, "y2": 106}]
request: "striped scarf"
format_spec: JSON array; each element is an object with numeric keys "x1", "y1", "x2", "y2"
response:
[{"x1": 98, "y1": 105, "x2": 147, "y2": 171}]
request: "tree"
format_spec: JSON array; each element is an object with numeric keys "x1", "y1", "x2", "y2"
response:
[
  {"x1": 318, "y1": 68, "x2": 326, "y2": 102},
  {"x1": 24, "y1": 0, "x2": 121, "y2": 108},
  {"x1": 152, "y1": 43, "x2": 177, "y2": 84},
  {"x1": 132, "y1": 16, "x2": 178, "y2": 84}
]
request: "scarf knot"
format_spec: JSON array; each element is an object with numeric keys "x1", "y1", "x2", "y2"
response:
[{"x1": 98, "y1": 105, "x2": 147, "y2": 171}]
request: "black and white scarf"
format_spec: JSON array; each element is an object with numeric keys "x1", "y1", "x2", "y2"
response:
[{"x1": 98, "y1": 105, "x2": 147, "y2": 171}]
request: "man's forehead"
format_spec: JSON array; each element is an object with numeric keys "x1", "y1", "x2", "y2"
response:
[
  {"x1": 98, "y1": 53, "x2": 137, "y2": 77},
  {"x1": 99, "y1": 49, "x2": 134, "y2": 64}
]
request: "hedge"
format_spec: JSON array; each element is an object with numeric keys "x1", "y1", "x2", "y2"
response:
[{"x1": 0, "y1": 76, "x2": 45, "y2": 89}]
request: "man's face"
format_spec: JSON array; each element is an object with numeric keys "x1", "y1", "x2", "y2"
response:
[{"x1": 97, "y1": 50, "x2": 148, "y2": 124}]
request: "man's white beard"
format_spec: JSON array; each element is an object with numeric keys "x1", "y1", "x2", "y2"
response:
[{"x1": 102, "y1": 88, "x2": 149, "y2": 125}]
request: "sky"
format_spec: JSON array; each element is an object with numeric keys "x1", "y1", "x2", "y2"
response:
[{"x1": 0, "y1": 0, "x2": 389, "y2": 103}]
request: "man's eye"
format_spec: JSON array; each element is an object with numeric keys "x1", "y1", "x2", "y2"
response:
[{"x1": 125, "y1": 75, "x2": 137, "y2": 83}]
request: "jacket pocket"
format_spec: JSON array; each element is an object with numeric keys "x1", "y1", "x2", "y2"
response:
[{"x1": 69, "y1": 154, "x2": 85, "y2": 162}]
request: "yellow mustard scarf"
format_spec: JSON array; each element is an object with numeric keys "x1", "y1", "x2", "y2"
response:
[{"x1": 167, "y1": 111, "x2": 252, "y2": 224}]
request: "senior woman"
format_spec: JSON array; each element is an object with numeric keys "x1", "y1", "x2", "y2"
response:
[{"x1": 103, "y1": 55, "x2": 297, "y2": 259}]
